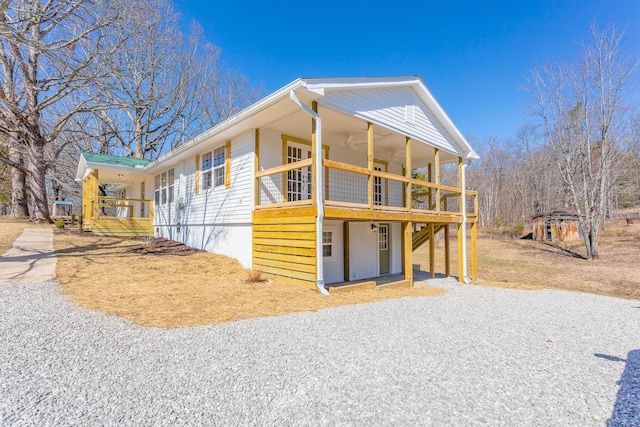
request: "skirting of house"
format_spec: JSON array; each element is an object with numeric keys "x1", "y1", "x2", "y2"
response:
[
  {"x1": 156, "y1": 223, "x2": 253, "y2": 268},
  {"x1": 252, "y1": 206, "x2": 317, "y2": 289}
]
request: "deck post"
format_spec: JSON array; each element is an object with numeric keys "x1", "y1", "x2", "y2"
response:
[
  {"x1": 429, "y1": 222, "x2": 435, "y2": 278},
  {"x1": 343, "y1": 222, "x2": 350, "y2": 281},
  {"x1": 471, "y1": 220, "x2": 477, "y2": 281},
  {"x1": 403, "y1": 221, "x2": 413, "y2": 286},
  {"x1": 472, "y1": 193, "x2": 478, "y2": 280},
  {"x1": 444, "y1": 224, "x2": 450, "y2": 277},
  {"x1": 367, "y1": 122, "x2": 374, "y2": 210}
]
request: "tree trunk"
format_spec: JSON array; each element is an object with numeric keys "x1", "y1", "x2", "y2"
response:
[
  {"x1": 26, "y1": 142, "x2": 51, "y2": 223},
  {"x1": 8, "y1": 136, "x2": 29, "y2": 218},
  {"x1": 589, "y1": 229, "x2": 599, "y2": 259}
]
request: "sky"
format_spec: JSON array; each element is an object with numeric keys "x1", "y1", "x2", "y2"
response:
[{"x1": 174, "y1": 0, "x2": 640, "y2": 142}]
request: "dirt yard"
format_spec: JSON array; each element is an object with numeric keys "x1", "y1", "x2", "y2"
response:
[
  {"x1": 0, "y1": 217, "x2": 53, "y2": 255},
  {"x1": 53, "y1": 230, "x2": 443, "y2": 328},
  {"x1": 2, "y1": 217, "x2": 638, "y2": 328},
  {"x1": 413, "y1": 220, "x2": 640, "y2": 300}
]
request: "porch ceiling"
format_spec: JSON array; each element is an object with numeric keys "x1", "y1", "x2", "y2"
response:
[
  {"x1": 267, "y1": 104, "x2": 461, "y2": 168},
  {"x1": 94, "y1": 167, "x2": 149, "y2": 186}
]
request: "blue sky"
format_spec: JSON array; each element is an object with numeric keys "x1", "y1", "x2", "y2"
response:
[{"x1": 175, "y1": 0, "x2": 639, "y2": 141}]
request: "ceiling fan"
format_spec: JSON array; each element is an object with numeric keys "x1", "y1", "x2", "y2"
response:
[
  {"x1": 343, "y1": 131, "x2": 396, "y2": 149},
  {"x1": 343, "y1": 133, "x2": 367, "y2": 149}
]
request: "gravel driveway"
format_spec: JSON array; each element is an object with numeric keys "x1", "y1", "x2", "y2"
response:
[{"x1": 1, "y1": 278, "x2": 638, "y2": 426}]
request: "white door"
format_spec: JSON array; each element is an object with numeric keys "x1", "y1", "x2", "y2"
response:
[{"x1": 374, "y1": 162, "x2": 386, "y2": 206}]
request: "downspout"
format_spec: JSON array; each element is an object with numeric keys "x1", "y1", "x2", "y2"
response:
[
  {"x1": 289, "y1": 90, "x2": 329, "y2": 295},
  {"x1": 461, "y1": 161, "x2": 470, "y2": 284}
]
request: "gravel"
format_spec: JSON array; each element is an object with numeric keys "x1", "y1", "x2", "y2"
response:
[{"x1": 0, "y1": 279, "x2": 638, "y2": 426}]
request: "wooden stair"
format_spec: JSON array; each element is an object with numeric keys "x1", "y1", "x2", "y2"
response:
[{"x1": 412, "y1": 224, "x2": 445, "y2": 251}]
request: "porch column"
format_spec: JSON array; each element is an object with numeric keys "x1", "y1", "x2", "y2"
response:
[
  {"x1": 457, "y1": 156, "x2": 464, "y2": 283},
  {"x1": 405, "y1": 136, "x2": 412, "y2": 212},
  {"x1": 404, "y1": 138, "x2": 413, "y2": 286},
  {"x1": 91, "y1": 170, "x2": 99, "y2": 221},
  {"x1": 254, "y1": 128, "x2": 260, "y2": 208},
  {"x1": 434, "y1": 148, "x2": 440, "y2": 212},
  {"x1": 403, "y1": 221, "x2": 413, "y2": 286},
  {"x1": 427, "y1": 163, "x2": 432, "y2": 209},
  {"x1": 311, "y1": 102, "x2": 318, "y2": 205},
  {"x1": 429, "y1": 223, "x2": 435, "y2": 278},
  {"x1": 367, "y1": 122, "x2": 374, "y2": 210}
]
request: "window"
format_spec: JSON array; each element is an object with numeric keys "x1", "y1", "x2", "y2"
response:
[
  {"x1": 202, "y1": 152, "x2": 212, "y2": 190},
  {"x1": 374, "y1": 166, "x2": 383, "y2": 205},
  {"x1": 201, "y1": 147, "x2": 225, "y2": 190},
  {"x1": 322, "y1": 231, "x2": 332, "y2": 257},
  {"x1": 154, "y1": 174, "x2": 160, "y2": 205},
  {"x1": 167, "y1": 169, "x2": 174, "y2": 203},
  {"x1": 154, "y1": 168, "x2": 174, "y2": 205},
  {"x1": 213, "y1": 146, "x2": 225, "y2": 187},
  {"x1": 378, "y1": 225, "x2": 388, "y2": 250}
]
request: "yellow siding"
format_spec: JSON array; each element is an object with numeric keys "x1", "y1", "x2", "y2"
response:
[
  {"x1": 252, "y1": 209, "x2": 316, "y2": 290},
  {"x1": 82, "y1": 170, "x2": 99, "y2": 231}
]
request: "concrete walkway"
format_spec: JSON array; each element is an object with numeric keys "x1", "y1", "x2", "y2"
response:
[{"x1": 0, "y1": 229, "x2": 56, "y2": 285}]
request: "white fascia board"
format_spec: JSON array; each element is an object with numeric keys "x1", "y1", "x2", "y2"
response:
[
  {"x1": 75, "y1": 156, "x2": 88, "y2": 182},
  {"x1": 303, "y1": 76, "x2": 420, "y2": 91},
  {"x1": 144, "y1": 79, "x2": 307, "y2": 173},
  {"x1": 85, "y1": 162, "x2": 147, "y2": 174}
]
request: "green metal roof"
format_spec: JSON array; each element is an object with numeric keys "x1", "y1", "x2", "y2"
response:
[{"x1": 82, "y1": 152, "x2": 151, "y2": 168}]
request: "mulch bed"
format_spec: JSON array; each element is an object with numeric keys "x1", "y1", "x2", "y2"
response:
[
  {"x1": 130, "y1": 237, "x2": 204, "y2": 256},
  {"x1": 54, "y1": 228, "x2": 202, "y2": 256}
]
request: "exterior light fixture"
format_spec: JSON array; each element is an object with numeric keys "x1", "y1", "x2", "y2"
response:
[{"x1": 370, "y1": 223, "x2": 378, "y2": 233}]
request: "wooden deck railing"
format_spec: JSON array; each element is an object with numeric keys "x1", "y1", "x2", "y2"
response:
[
  {"x1": 87, "y1": 197, "x2": 154, "y2": 220},
  {"x1": 255, "y1": 159, "x2": 477, "y2": 218}
]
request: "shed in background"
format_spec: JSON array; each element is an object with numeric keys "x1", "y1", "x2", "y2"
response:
[
  {"x1": 532, "y1": 210, "x2": 581, "y2": 242},
  {"x1": 51, "y1": 200, "x2": 73, "y2": 217}
]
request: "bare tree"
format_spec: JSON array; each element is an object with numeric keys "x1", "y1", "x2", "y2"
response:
[
  {"x1": 201, "y1": 67, "x2": 263, "y2": 127},
  {"x1": 85, "y1": 0, "x2": 209, "y2": 159},
  {"x1": 527, "y1": 24, "x2": 639, "y2": 259},
  {"x1": 0, "y1": 0, "x2": 118, "y2": 221}
]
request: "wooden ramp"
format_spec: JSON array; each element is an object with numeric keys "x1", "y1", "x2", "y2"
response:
[{"x1": 326, "y1": 274, "x2": 410, "y2": 293}]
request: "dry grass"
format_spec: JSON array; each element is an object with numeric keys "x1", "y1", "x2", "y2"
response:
[
  {"x1": 0, "y1": 217, "x2": 53, "y2": 255},
  {"x1": 54, "y1": 230, "x2": 444, "y2": 328},
  {"x1": 414, "y1": 220, "x2": 640, "y2": 300},
  {"x1": 8, "y1": 216, "x2": 636, "y2": 328}
]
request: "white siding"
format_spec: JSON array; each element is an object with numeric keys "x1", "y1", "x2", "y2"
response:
[
  {"x1": 322, "y1": 220, "x2": 344, "y2": 284},
  {"x1": 348, "y1": 222, "x2": 378, "y2": 280},
  {"x1": 257, "y1": 128, "x2": 283, "y2": 204},
  {"x1": 390, "y1": 222, "x2": 402, "y2": 274},
  {"x1": 154, "y1": 130, "x2": 254, "y2": 265},
  {"x1": 348, "y1": 221, "x2": 402, "y2": 281},
  {"x1": 320, "y1": 87, "x2": 462, "y2": 156}
]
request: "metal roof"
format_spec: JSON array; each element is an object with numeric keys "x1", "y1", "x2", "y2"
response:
[{"x1": 81, "y1": 152, "x2": 151, "y2": 168}]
